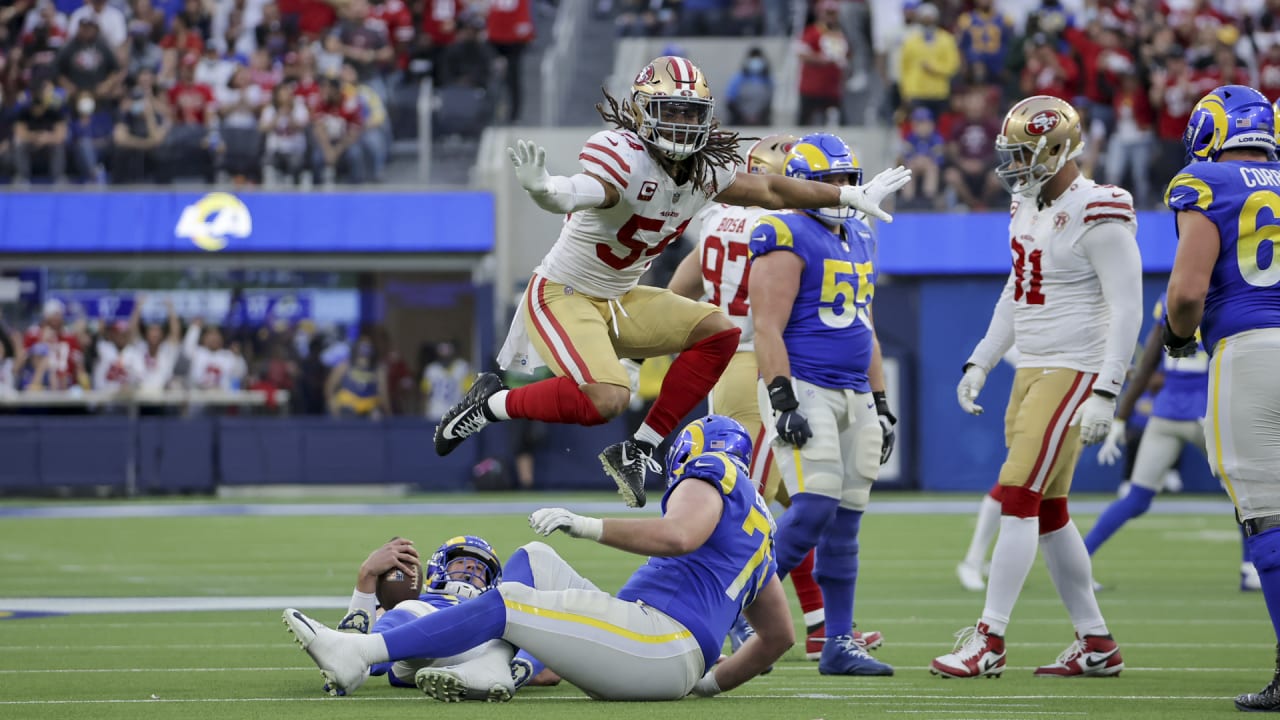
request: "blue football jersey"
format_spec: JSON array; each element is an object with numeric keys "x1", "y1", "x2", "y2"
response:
[
  {"x1": 748, "y1": 212, "x2": 878, "y2": 391},
  {"x1": 617, "y1": 452, "x2": 777, "y2": 673},
  {"x1": 1150, "y1": 293, "x2": 1208, "y2": 421},
  {"x1": 1165, "y1": 161, "x2": 1280, "y2": 351}
]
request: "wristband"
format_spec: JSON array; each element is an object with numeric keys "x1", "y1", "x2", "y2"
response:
[
  {"x1": 872, "y1": 390, "x2": 896, "y2": 424},
  {"x1": 1161, "y1": 318, "x2": 1196, "y2": 349},
  {"x1": 766, "y1": 376, "x2": 798, "y2": 413}
]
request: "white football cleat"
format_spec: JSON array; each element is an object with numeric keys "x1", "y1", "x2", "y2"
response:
[
  {"x1": 956, "y1": 561, "x2": 986, "y2": 592},
  {"x1": 283, "y1": 608, "x2": 370, "y2": 695},
  {"x1": 416, "y1": 664, "x2": 515, "y2": 703}
]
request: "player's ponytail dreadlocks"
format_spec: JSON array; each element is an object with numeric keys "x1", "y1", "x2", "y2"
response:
[{"x1": 596, "y1": 88, "x2": 744, "y2": 196}]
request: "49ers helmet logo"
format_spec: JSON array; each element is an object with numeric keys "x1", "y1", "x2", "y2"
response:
[
  {"x1": 633, "y1": 64, "x2": 655, "y2": 85},
  {"x1": 1026, "y1": 110, "x2": 1061, "y2": 136}
]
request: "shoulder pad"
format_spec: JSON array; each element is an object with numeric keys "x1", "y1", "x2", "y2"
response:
[
  {"x1": 677, "y1": 453, "x2": 743, "y2": 496},
  {"x1": 1165, "y1": 165, "x2": 1217, "y2": 212},
  {"x1": 749, "y1": 213, "x2": 799, "y2": 258},
  {"x1": 1083, "y1": 184, "x2": 1136, "y2": 227},
  {"x1": 579, "y1": 130, "x2": 644, "y2": 190}
]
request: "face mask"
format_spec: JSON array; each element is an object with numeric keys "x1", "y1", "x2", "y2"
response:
[
  {"x1": 77, "y1": 97, "x2": 95, "y2": 115},
  {"x1": 746, "y1": 58, "x2": 766, "y2": 73}
]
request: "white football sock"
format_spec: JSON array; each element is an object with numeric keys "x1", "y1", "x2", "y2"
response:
[
  {"x1": 634, "y1": 423, "x2": 664, "y2": 449},
  {"x1": 353, "y1": 632, "x2": 391, "y2": 665},
  {"x1": 981, "y1": 515, "x2": 1039, "y2": 636},
  {"x1": 487, "y1": 390, "x2": 511, "y2": 420},
  {"x1": 963, "y1": 493, "x2": 1002, "y2": 568},
  {"x1": 1040, "y1": 521, "x2": 1109, "y2": 637}
]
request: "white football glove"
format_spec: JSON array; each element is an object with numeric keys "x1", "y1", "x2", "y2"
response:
[
  {"x1": 1096, "y1": 419, "x2": 1127, "y2": 465},
  {"x1": 956, "y1": 365, "x2": 988, "y2": 416},
  {"x1": 529, "y1": 507, "x2": 603, "y2": 541},
  {"x1": 507, "y1": 139, "x2": 550, "y2": 195},
  {"x1": 838, "y1": 165, "x2": 912, "y2": 223},
  {"x1": 1071, "y1": 393, "x2": 1116, "y2": 445}
]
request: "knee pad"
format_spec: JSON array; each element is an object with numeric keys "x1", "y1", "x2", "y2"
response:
[
  {"x1": 1000, "y1": 485, "x2": 1042, "y2": 519},
  {"x1": 1249, "y1": 526, "x2": 1280, "y2": 574},
  {"x1": 814, "y1": 508, "x2": 862, "y2": 583},
  {"x1": 780, "y1": 493, "x2": 841, "y2": 538},
  {"x1": 853, "y1": 420, "x2": 883, "y2": 482},
  {"x1": 1039, "y1": 497, "x2": 1070, "y2": 534}
]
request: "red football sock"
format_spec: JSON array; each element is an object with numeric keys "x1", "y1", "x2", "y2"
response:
[
  {"x1": 791, "y1": 549, "x2": 824, "y2": 615},
  {"x1": 505, "y1": 376, "x2": 607, "y2": 426},
  {"x1": 642, "y1": 327, "x2": 740, "y2": 437}
]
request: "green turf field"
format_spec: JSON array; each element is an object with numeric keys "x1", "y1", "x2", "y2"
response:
[{"x1": 0, "y1": 495, "x2": 1268, "y2": 719}]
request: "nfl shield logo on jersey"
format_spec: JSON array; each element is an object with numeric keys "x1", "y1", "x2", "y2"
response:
[{"x1": 1053, "y1": 212, "x2": 1069, "y2": 231}]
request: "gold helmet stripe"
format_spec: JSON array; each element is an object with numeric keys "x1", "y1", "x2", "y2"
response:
[{"x1": 791, "y1": 142, "x2": 831, "y2": 172}]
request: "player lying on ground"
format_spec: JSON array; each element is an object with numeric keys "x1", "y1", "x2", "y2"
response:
[
  {"x1": 317, "y1": 534, "x2": 554, "y2": 699},
  {"x1": 286, "y1": 414, "x2": 794, "y2": 701},
  {"x1": 433, "y1": 55, "x2": 910, "y2": 509}
]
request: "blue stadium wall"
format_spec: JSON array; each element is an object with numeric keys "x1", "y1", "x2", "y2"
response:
[{"x1": 0, "y1": 197, "x2": 1218, "y2": 495}]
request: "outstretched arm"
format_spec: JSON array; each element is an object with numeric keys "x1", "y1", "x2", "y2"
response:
[
  {"x1": 529, "y1": 478, "x2": 722, "y2": 556},
  {"x1": 508, "y1": 140, "x2": 619, "y2": 212},
  {"x1": 714, "y1": 166, "x2": 912, "y2": 222}
]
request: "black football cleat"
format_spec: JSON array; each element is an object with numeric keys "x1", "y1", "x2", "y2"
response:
[
  {"x1": 1236, "y1": 678, "x2": 1280, "y2": 712},
  {"x1": 433, "y1": 373, "x2": 506, "y2": 456},
  {"x1": 599, "y1": 439, "x2": 661, "y2": 508}
]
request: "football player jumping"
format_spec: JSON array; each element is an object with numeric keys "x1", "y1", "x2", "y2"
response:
[
  {"x1": 931, "y1": 95, "x2": 1142, "y2": 679},
  {"x1": 286, "y1": 415, "x2": 795, "y2": 701},
  {"x1": 1162, "y1": 85, "x2": 1280, "y2": 712},
  {"x1": 432, "y1": 55, "x2": 910, "y2": 508},
  {"x1": 667, "y1": 133, "x2": 880, "y2": 662},
  {"x1": 1086, "y1": 292, "x2": 1261, "y2": 591},
  {"x1": 747, "y1": 133, "x2": 896, "y2": 677},
  {"x1": 321, "y1": 535, "x2": 532, "y2": 699}
]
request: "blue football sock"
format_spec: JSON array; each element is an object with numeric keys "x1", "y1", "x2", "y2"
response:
[
  {"x1": 1248, "y1": 527, "x2": 1280, "y2": 640},
  {"x1": 773, "y1": 493, "x2": 839, "y2": 577},
  {"x1": 814, "y1": 507, "x2": 862, "y2": 638},
  {"x1": 504, "y1": 547, "x2": 534, "y2": 586},
  {"x1": 378, "y1": 588, "x2": 507, "y2": 661},
  {"x1": 1084, "y1": 485, "x2": 1156, "y2": 555}
]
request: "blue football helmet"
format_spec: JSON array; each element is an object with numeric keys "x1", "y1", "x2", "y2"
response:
[
  {"x1": 666, "y1": 414, "x2": 753, "y2": 482},
  {"x1": 425, "y1": 535, "x2": 502, "y2": 599},
  {"x1": 785, "y1": 133, "x2": 863, "y2": 224},
  {"x1": 1184, "y1": 85, "x2": 1278, "y2": 162}
]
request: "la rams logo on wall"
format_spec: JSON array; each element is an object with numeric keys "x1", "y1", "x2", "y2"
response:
[{"x1": 175, "y1": 192, "x2": 253, "y2": 252}]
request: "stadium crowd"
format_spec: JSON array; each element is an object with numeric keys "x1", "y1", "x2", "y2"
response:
[
  {"x1": 0, "y1": 294, "x2": 481, "y2": 420},
  {"x1": 614, "y1": 0, "x2": 1280, "y2": 210},
  {"x1": 0, "y1": 0, "x2": 536, "y2": 185}
]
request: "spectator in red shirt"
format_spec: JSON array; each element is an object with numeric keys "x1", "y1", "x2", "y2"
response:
[
  {"x1": 277, "y1": 0, "x2": 336, "y2": 39},
  {"x1": 159, "y1": 14, "x2": 204, "y2": 83},
  {"x1": 1149, "y1": 45, "x2": 1199, "y2": 185},
  {"x1": 420, "y1": 0, "x2": 459, "y2": 47},
  {"x1": 1259, "y1": 43, "x2": 1280, "y2": 102},
  {"x1": 797, "y1": 0, "x2": 848, "y2": 125},
  {"x1": 311, "y1": 75, "x2": 366, "y2": 184},
  {"x1": 367, "y1": 0, "x2": 413, "y2": 69},
  {"x1": 1103, "y1": 72, "x2": 1156, "y2": 208},
  {"x1": 22, "y1": 299, "x2": 86, "y2": 391},
  {"x1": 1019, "y1": 33, "x2": 1077, "y2": 102},
  {"x1": 163, "y1": 54, "x2": 218, "y2": 182},
  {"x1": 487, "y1": 0, "x2": 532, "y2": 122},
  {"x1": 943, "y1": 86, "x2": 1003, "y2": 211}
]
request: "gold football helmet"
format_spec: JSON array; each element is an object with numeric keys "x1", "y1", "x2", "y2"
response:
[
  {"x1": 995, "y1": 95, "x2": 1083, "y2": 197},
  {"x1": 745, "y1": 133, "x2": 799, "y2": 175},
  {"x1": 629, "y1": 56, "x2": 715, "y2": 161}
]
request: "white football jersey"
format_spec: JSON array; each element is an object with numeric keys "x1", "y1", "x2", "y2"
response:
[
  {"x1": 1006, "y1": 178, "x2": 1138, "y2": 382},
  {"x1": 691, "y1": 202, "x2": 768, "y2": 352},
  {"x1": 423, "y1": 359, "x2": 472, "y2": 421},
  {"x1": 536, "y1": 128, "x2": 739, "y2": 299},
  {"x1": 132, "y1": 341, "x2": 179, "y2": 392},
  {"x1": 93, "y1": 340, "x2": 144, "y2": 391}
]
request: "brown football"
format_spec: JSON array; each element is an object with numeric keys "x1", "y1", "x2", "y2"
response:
[{"x1": 375, "y1": 563, "x2": 422, "y2": 609}]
